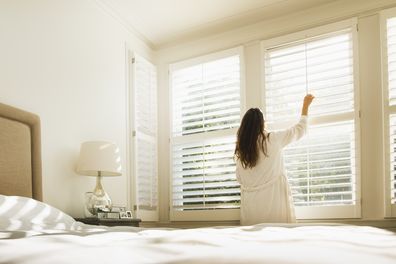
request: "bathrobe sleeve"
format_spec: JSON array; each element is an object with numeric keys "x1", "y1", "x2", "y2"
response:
[{"x1": 273, "y1": 115, "x2": 308, "y2": 148}]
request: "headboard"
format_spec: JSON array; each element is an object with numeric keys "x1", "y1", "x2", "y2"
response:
[{"x1": 0, "y1": 103, "x2": 42, "y2": 201}]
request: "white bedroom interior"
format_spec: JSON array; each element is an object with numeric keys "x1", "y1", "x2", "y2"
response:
[{"x1": 2, "y1": 0, "x2": 396, "y2": 230}]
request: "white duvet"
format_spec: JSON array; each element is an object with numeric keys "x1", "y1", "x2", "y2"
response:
[{"x1": 1, "y1": 196, "x2": 396, "y2": 264}]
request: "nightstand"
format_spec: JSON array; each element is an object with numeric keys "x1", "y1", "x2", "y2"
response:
[{"x1": 75, "y1": 217, "x2": 141, "y2": 227}]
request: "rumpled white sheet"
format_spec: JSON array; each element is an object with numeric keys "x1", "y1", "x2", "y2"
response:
[
  {"x1": 1, "y1": 223, "x2": 396, "y2": 264},
  {"x1": 1, "y1": 196, "x2": 395, "y2": 264}
]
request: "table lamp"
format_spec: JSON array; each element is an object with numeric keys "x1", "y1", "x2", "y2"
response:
[{"x1": 76, "y1": 141, "x2": 122, "y2": 215}]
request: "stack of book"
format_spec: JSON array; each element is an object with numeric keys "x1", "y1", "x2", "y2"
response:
[{"x1": 97, "y1": 206, "x2": 126, "y2": 219}]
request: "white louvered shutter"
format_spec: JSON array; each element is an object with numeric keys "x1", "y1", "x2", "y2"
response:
[
  {"x1": 170, "y1": 49, "x2": 243, "y2": 217},
  {"x1": 133, "y1": 55, "x2": 158, "y2": 219},
  {"x1": 172, "y1": 137, "x2": 239, "y2": 210},
  {"x1": 385, "y1": 17, "x2": 396, "y2": 204},
  {"x1": 265, "y1": 30, "x2": 354, "y2": 122},
  {"x1": 264, "y1": 28, "x2": 358, "y2": 211},
  {"x1": 172, "y1": 55, "x2": 241, "y2": 136},
  {"x1": 389, "y1": 115, "x2": 396, "y2": 204}
]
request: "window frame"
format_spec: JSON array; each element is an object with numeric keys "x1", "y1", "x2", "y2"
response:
[
  {"x1": 168, "y1": 46, "x2": 246, "y2": 221},
  {"x1": 380, "y1": 7, "x2": 396, "y2": 218},
  {"x1": 260, "y1": 18, "x2": 361, "y2": 219}
]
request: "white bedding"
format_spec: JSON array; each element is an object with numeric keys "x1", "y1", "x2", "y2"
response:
[{"x1": 1, "y1": 196, "x2": 396, "y2": 264}]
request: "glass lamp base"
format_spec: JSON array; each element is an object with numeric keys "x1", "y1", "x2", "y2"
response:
[
  {"x1": 86, "y1": 192, "x2": 112, "y2": 215},
  {"x1": 85, "y1": 175, "x2": 112, "y2": 215}
]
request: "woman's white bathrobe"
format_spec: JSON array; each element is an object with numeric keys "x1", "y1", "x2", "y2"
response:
[{"x1": 236, "y1": 116, "x2": 308, "y2": 225}]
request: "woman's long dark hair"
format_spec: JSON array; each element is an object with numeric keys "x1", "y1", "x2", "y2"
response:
[{"x1": 234, "y1": 108, "x2": 268, "y2": 169}]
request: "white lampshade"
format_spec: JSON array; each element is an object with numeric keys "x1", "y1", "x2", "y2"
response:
[{"x1": 76, "y1": 141, "x2": 122, "y2": 176}]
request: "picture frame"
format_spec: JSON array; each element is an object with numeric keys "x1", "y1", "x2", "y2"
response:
[
  {"x1": 126, "y1": 210, "x2": 132, "y2": 218},
  {"x1": 120, "y1": 210, "x2": 133, "y2": 219}
]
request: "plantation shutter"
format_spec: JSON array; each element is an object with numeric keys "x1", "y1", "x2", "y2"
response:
[
  {"x1": 133, "y1": 54, "x2": 158, "y2": 218},
  {"x1": 265, "y1": 30, "x2": 354, "y2": 122},
  {"x1": 172, "y1": 137, "x2": 239, "y2": 210},
  {"x1": 170, "y1": 48, "x2": 243, "y2": 217},
  {"x1": 172, "y1": 55, "x2": 241, "y2": 136},
  {"x1": 385, "y1": 17, "x2": 396, "y2": 205},
  {"x1": 284, "y1": 121, "x2": 356, "y2": 206},
  {"x1": 389, "y1": 115, "x2": 396, "y2": 204},
  {"x1": 263, "y1": 28, "x2": 358, "y2": 211}
]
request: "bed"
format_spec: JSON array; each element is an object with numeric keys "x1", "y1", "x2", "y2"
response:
[{"x1": 1, "y1": 102, "x2": 396, "y2": 264}]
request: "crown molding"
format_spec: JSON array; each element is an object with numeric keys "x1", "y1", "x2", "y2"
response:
[
  {"x1": 156, "y1": 0, "x2": 396, "y2": 54},
  {"x1": 92, "y1": 0, "x2": 156, "y2": 50}
]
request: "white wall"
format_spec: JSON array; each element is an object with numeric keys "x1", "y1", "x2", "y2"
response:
[
  {"x1": 156, "y1": 0, "x2": 396, "y2": 222},
  {"x1": 0, "y1": 0, "x2": 154, "y2": 217}
]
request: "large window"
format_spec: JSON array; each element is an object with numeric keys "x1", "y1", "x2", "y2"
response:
[
  {"x1": 170, "y1": 47, "x2": 244, "y2": 220},
  {"x1": 381, "y1": 8, "x2": 396, "y2": 217},
  {"x1": 130, "y1": 54, "x2": 158, "y2": 221},
  {"x1": 262, "y1": 20, "x2": 360, "y2": 219}
]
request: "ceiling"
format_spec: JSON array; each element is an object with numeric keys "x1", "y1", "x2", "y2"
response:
[{"x1": 99, "y1": 0, "x2": 338, "y2": 48}]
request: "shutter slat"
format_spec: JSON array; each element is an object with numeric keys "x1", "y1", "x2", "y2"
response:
[
  {"x1": 173, "y1": 174, "x2": 237, "y2": 184},
  {"x1": 173, "y1": 188, "x2": 241, "y2": 196},
  {"x1": 173, "y1": 196, "x2": 240, "y2": 203},
  {"x1": 289, "y1": 173, "x2": 352, "y2": 182},
  {"x1": 291, "y1": 182, "x2": 352, "y2": 190},
  {"x1": 173, "y1": 203, "x2": 239, "y2": 210},
  {"x1": 173, "y1": 181, "x2": 240, "y2": 190}
]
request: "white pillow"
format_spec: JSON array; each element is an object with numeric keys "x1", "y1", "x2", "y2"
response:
[{"x1": 0, "y1": 195, "x2": 76, "y2": 231}]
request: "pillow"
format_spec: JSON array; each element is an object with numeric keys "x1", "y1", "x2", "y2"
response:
[{"x1": 0, "y1": 195, "x2": 76, "y2": 231}]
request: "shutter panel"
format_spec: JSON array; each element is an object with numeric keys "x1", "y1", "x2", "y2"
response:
[
  {"x1": 264, "y1": 29, "x2": 357, "y2": 208},
  {"x1": 286, "y1": 121, "x2": 356, "y2": 206},
  {"x1": 134, "y1": 55, "x2": 158, "y2": 214},
  {"x1": 387, "y1": 18, "x2": 396, "y2": 106},
  {"x1": 136, "y1": 136, "x2": 158, "y2": 210},
  {"x1": 172, "y1": 55, "x2": 241, "y2": 136},
  {"x1": 172, "y1": 137, "x2": 239, "y2": 210},
  {"x1": 170, "y1": 49, "x2": 242, "y2": 216},
  {"x1": 389, "y1": 115, "x2": 396, "y2": 204},
  {"x1": 386, "y1": 17, "x2": 396, "y2": 204},
  {"x1": 265, "y1": 30, "x2": 354, "y2": 122}
]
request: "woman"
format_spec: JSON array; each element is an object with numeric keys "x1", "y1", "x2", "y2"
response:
[{"x1": 235, "y1": 94, "x2": 314, "y2": 225}]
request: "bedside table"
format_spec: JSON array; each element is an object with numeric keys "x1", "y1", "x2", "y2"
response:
[{"x1": 75, "y1": 217, "x2": 141, "y2": 227}]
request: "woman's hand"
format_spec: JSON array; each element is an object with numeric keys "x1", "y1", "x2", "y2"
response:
[
  {"x1": 302, "y1": 94, "x2": 315, "y2": 116},
  {"x1": 304, "y1": 94, "x2": 315, "y2": 107}
]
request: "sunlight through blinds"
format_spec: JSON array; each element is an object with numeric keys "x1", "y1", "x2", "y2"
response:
[
  {"x1": 264, "y1": 29, "x2": 357, "y2": 207},
  {"x1": 172, "y1": 56, "x2": 241, "y2": 136},
  {"x1": 171, "y1": 52, "x2": 241, "y2": 211},
  {"x1": 134, "y1": 55, "x2": 158, "y2": 211},
  {"x1": 172, "y1": 137, "x2": 239, "y2": 210}
]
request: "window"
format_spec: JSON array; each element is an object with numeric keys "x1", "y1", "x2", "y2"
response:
[
  {"x1": 131, "y1": 54, "x2": 158, "y2": 221},
  {"x1": 381, "y1": 8, "x2": 396, "y2": 217},
  {"x1": 170, "y1": 47, "x2": 244, "y2": 220},
  {"x1": 262, "y1": 20, "x2": 360, "y2": 219}
]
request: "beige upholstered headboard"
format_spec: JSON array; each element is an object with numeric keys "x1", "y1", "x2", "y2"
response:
[{"x1": 0, "y1": 103, "x2": 42, "y2": 201}]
